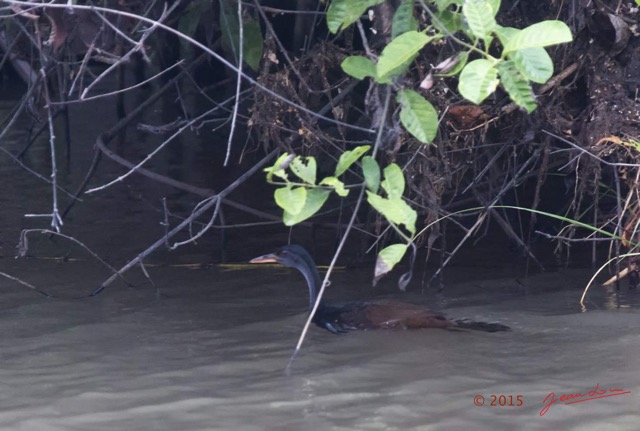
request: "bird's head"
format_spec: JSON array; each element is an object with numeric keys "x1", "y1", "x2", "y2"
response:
[
  {"x1": 250, "y1": 244, "x2": 314, "y2": 270},
  {"x1": 250, "y1": 245, "x2": 321, "y2": 309}
]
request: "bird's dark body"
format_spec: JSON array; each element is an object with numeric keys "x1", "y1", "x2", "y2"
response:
[
  {"x1": 250, "y1": 245, "x2": 510, "y2": 334},
  {"x1": 314, "y1": 300, "x2": 453, "y2": 332}
]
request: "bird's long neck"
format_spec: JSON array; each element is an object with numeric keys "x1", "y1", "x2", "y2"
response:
[{"x1": 293, "y1": 258, "x2": 322, "y2": 311}]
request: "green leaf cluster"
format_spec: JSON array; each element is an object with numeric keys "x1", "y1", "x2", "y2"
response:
[
  {"x1": 458, "y1": 17, "x2": 571, "y2": 109},
  {"x1": 453, "y1": 1, "x2": 572, "y2": 110},
  {"x1": 341, "y1": 31, "x2": 433, "y2": 84},
  {"x1": 337, "y1": 0, "x2": 573, "y2": 118},
  {"x1": 364, "y1": 163, "x2": 417, "y2": 279},
  {"x1": 264, "y1": 146, "x2": 371, "y2": 225},
  {"x1": 264, "y1": 150, "x2": 419, "y2": 279},
  {"x1": 341, "y1": 30, "x2": 440, "y2": 145},
  {"x1": 366, "y1": 164, "x2": 417, "y2": 236}
]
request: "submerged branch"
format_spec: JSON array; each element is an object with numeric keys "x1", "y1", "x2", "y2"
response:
[{"x1": 92, "y1": 149, "x2": 279, "y2": 296}]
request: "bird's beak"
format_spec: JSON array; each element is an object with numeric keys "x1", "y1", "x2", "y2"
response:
[{"x1": 249, "y1": 253, "x2": 279, "y2": 264}]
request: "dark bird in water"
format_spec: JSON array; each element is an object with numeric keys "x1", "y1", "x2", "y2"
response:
[{"x1": 250, "y1": 245, "x2": 510, "y2": 334}]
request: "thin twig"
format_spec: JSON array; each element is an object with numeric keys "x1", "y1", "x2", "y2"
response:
[
  {"x1": 19, "y1": 229, "x2": 126, "y2": 281},
  {"x1": 84, "y1": 98, "x2": 234, "y2": 194},
  {"x1": 64, "y1": 60, "x2": 184, "y2": 103},
  {"x1": 0, "y1": 270, "x2": 51, "y2": 297},
  {"x1": 223, "y1": 0, "x2": 244, "y2": 166},
  {"x1": 543, "y1": 129, "x2": 640, "y2": 168},
  {"x1": 79, "y1": 2, "x2": 178, "y2": 100},
  {"x1": 534, "y1": 230, "x2": 612, "y2": 242},
  {"x1": 40, "y1": 65, "x2": 62, "y2": 231},
  {"x1": 0, "y1": 147, "x2": 78, "y2": 199},
  {"x1": 287, "y1": 87, "x2": 393, "y2": 372},
  {"x1": 170, "y1": 197, "x2": 222, "y2": 249}
]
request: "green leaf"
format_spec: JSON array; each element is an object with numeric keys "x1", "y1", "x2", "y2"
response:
[
  {"x1": 271, "y1": 152, "x2": 291, "y2": 168},
  {"x1": 433, "y1": 10, "x2": 463, "y2": 35},
  {"x1": 341, "y1": 56, "x2": 377, "y2": 80},
  {"x1": 434, "y1": 51, "x2": 469, "y2": 77},
  {"x1": 463, "y1": 0, "x2": 496, "y2": 40},
  {"x1": 326, "y1": 0, "x2": 384, "y2": 34},
  {"x1": 335, "y1": 145, "x2": 371, "y2": 176},
  {"x1": 275, "y1": 186, "x2": 306, "y2": 215},
  {"x1": 242, "y1": 17, "x2": 264, "y2": 71},
  {"x1": 378, "y1": 59, "x2": 412, "y2": 82},
  {"x1": 392, "y1": 0, "x2": 418, "y2": 39},
  {"x1": 320, "y1": 177, "x2": 349, "y2": 197},
  {"x1": 434, "y1": 10, "x2": 462, "y2": 34},
  {"x1": 269, "y1": 169, "x2": 287, "y2": 181},
  {"x1": 362, "y1": 156, "x2": 380, "y2": 193},
  {"x1": 458, "y1": 59, "x2": 500, "y2": 104},
  {"x1": 493, "y1": 25, "x2": 519, "y2": 47},
  {"x1": 290, "y1": 156, "x2": 317, "y2": 184},
  {"x1": 512, "y1": 47, "x2": 553, "y2": 83},
  {"x1": 498, "y1": 61, "x2": 537, "y2": 113},
  {"x1": 366, "y1": 193, "x2": 417, "y2": 234},
  {"x1": 283, "y1": 189, "x2": 330, "y2": 225},
  {"x1": 397, "y1": 89, "x2": 439, "y2": 144},
  {"x1": 503, "y1": 20, "x2": 573, "y2": 53},
  {"x1": 486, "y1": 0, "x2": 501, "y2": 15},
  {"x1": 264, "y1": 152, "x2": 291, "y2": 181},
  {"x1": 381, "y1": 163, "x2": 405, "y2": 200},
  {"x1": 219, "y1": 1, "x2": 264, "y2": 70},
  {"x1": 375, "y1": 243, "x2": 409, "y2": 281},
  {"x1": 377, "y1": 31, "x2": 431, "y2": 79}
]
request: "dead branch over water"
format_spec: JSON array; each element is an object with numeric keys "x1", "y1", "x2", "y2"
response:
[{"x1": 0, "y1": 0, "x2": 638, "y2": 309}]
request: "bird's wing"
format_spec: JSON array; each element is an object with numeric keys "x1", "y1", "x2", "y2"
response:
[{"x1": 336, "y1": 300, "x2": 453, "y2": 330}]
